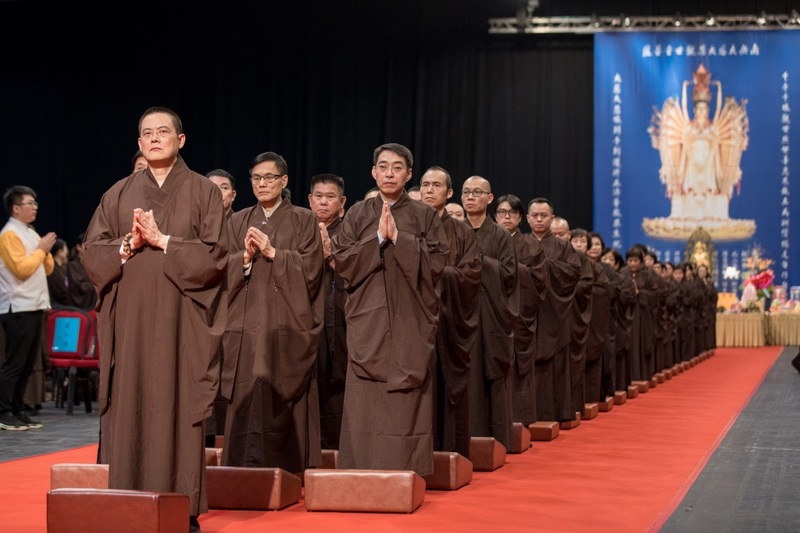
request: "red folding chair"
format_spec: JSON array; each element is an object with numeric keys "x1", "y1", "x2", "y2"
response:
[{"x1": 45, "y1": 307, "x2": 99, "y2": 415}]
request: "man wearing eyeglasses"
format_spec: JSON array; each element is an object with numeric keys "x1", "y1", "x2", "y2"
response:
[
  {"x1": 526, "y1": 199, "x2": 581, "y2": 427},
  {"x1": 0, "y1": 186, "x2": 55, "y2": 432},
  {"x1": 461, "y1": 175, "x2": 518, "y2": 452},
  {"x1": 331, "y1": 143, "x2": 447, "y2": 477},
  {"x1": 221, "y1": 152, "x2": 324, "y2": 477},
  {"x1": 83, "y1": 107, "x2": 229, "y2": 532},
  {"x1": 420, "y1": 166, "x2": 481, "y2": 459}
]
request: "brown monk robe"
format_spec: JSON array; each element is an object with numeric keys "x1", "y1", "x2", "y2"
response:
[
  {"x1": 684, "y1": 265, "x2": 704, "y2": 359},
  {"x1": 697, "y1": 266, "x2": 718, "y2": 352},
  {"x1": 584, "y1": 259, "x2": 611, "y2": 404},
  {"x1": 509, "y1": 231, "x2": 547, "y2": 425},
  {"x1": 469, "y1": 216, "x2": 518, "y2": 449},
  {"x1": 527, "y1": 204, "x2": 581, "y2": 423},
  {"x1": 421, "y1": 167, "x2": 481, "y2": 459},
  {"x1": 332, "y1": 180, "x2": 447, "y2": 476},
  {"x1": 495, "y1": 195, "x2": 546, "y2": 428},
  {"x1": 664, "y1": 275, "x2": 681, "y2": 368},
  {"x1": 615, "y1": 264, "x2": 637, "y2": 391},
  {"x1": 462, "y1": 180, "x2": 517, "y2": 451},
  {"x1": 316, "y1": 216, "x2": 349, "y2": 449},
  {"x1": 597, "y1": 261, "x2": 619, "y2": 400},
  {"x1": 625, "y1": 250, "x2": 659, "y2": 382},
  {"x1": 434, "y1": 211, "x2": 481, "y2": 457},
  {"x1": 222, "y1": 156, "x2": 324, "y2": 474},
  {"x1": 83, "y1": 155, "x2": 229, "y2": 516},
  {"x1": 567, "y1": 247, "x2": 594, "y2": 418},
  {"x1": 651, "y1": 266, "x2": 670, "y2": 374}
]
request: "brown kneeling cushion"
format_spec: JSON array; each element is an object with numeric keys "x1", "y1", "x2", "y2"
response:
[
  {"x1": 422, "y1": 451, "x2": 473, "y2": 490},
  {"x1": 50, "y1": 464, "x2": 109, "y2": 490},
  {"x1": 528, "y1": 421, "x2": 559, "y2": 441},
  {"x1": 304, "y1": 469, "x2": 425, "y2": 513},
  {"x1": 206, "y1": 466, "x2": 301, "y2": 510},
  {"x1": 469, "y1": 437, "x2": 506, "y2": 471},
  {"x1": 509, "y1": 422, "x2": 532, "y2": 453},
  {"x1": 47, "y1": 488, "x2": 188, "y2": 533}
]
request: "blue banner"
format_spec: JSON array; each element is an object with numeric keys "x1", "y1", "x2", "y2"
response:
[{"x1": 594, "y1": 31, "x2": 799, "y2": 295}]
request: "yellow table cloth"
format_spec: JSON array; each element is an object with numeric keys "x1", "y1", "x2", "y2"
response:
[
  {"x1": 766, "y1": 313, "x2": 800, "y2": 346},
  {"x1": 715, "y1": 313, "x2": 766, "y2": 347}
]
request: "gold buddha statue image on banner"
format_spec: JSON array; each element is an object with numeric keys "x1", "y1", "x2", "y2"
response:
[{"x1": 646, "y1": 64, "x2": 754, "y2": 241}]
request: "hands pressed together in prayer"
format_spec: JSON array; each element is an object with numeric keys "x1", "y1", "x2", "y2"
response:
[
  {"x1": 318, "y1": 223, "x2": 336, "y2": 269},
  {"x1": 243, "y1": 226, "x2": 276, "y2": 266},
  {"x1": 125, "y1": 208, "x2": 169, "y2": 256},
  {"x1": 378, "y1": 202, "x2": 398, "y2": 242},
  {"x1": 38, "y1": 232, "x2": 57, "y2": 253}
]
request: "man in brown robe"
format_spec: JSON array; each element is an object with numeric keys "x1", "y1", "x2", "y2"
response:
[
  {"x1": 526, "y1": 199, "x2": 581, "y2": 423},
  {"x1": 83, "y1": 107, "x2": 229, "y2": 530},
  {"x1": 421, "y1": 166, "x2": 481, "y2": 458},
  {"x1": 462, "y1": 176, "x2": 517, "y2": 450},
  {"x1": 332, "y1": 143, "x2": 447, "y2": 476},
  {"x1": 496, "y1": 194, "x2": 547, "y2": 427},
  {"x1": 309, "y1": 173, "x2": 348, "y2": 450},
  {"x1": 221, "y1": 152, "x2": 324, "y2": 475}
]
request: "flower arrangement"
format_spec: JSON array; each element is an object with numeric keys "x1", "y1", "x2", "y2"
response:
[{"x1": 739, "y1": 245, "x2": 775, "y2": 301}]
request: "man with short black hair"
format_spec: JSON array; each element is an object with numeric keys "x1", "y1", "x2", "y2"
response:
[
  {"x1": 83, "y1": 107, "x2": 229, "y2": 531},
  {"x1": 206, "y1": 169, "x2": 237, "y2": 219},
  {"x1": 0, "y1": 185, "x2": 54, "y2": 431},
  {"x1": 222, "y1": 151, "x2": 324, "y2": 475},
  {"x1": 309, "y1": 173, "x2": 348, "y2": 449},
  {"x1": 526, "y1": 198, "x2": 581, "y2": 423},
  {"x1": 332, "y1": 143, "x2": 447, "y2": 476},
  {"x1": 421, "y1": 166, "x2": 481, "y2": 458}
]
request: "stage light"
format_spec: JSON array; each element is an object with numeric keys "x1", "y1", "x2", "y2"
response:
[
  {"x1": 673, "y1": 13, "x2": 684, "y2": 27},
  {"x1": 790, "y1": 10, "x2": 800, "y2": 25},
  {"x1": 590, "y1": 14, "x2": 600, "y2": 28},
  {"x1": 611, "y1": 15, "x2": 622, "y2": 27},
  {"x1": 705, "y1": 13, "x2": 716, "y2": 26},
  {"x1": 623, "y1": 14, "x2": 632, "y2": 27},
  {"x1": 756, "y1": 10, "x2": 767, "y2": 26}
]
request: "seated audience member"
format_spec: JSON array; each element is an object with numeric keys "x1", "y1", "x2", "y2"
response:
[
  {"x1": 47, "y1": 239, "x2": 71, "y2": 308},
  {"x1": 67, "y1": 234, "x2": 98, "y2": 311}
]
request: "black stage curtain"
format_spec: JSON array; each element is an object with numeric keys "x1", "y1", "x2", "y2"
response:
[{"x1": 1, "y1": 0, "x2": 796, "y2": 243}]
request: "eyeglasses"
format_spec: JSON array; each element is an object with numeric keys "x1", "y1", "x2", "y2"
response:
[
  {"x1": 251, "y1": 173, "x2": 285, "y2": 184},
  {"x1": 140, "y1": 127, "x2": 175, "y2": 140},
  {"x1": 462, "y1": 189, "x2": 489, "y2": 198},
  {"x1": 496, "y1": 209, "x2": 519, "y2": 217},
  {"x1": 16, "y1": 201, "x2": 38, "y2": 207}
]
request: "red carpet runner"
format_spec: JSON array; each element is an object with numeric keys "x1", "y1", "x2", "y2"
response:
[{"x1": 0, "y1": 346, "x2": 782, "y2": 532}]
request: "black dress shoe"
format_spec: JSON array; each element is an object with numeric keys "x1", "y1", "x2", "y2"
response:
[{"x1": 189, "y1": 516, "x2": 201, "y2": 533}]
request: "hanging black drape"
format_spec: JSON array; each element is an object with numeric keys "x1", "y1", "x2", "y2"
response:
[{"x1": 1, "y1": 0, "x2": 796, "y2": 244}]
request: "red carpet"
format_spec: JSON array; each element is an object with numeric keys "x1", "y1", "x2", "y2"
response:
[{"x1": 0, "y1": 347, "x2": 782, "y2": 532}]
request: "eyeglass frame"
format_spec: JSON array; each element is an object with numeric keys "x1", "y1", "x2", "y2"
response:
[
  {"x1": 461, "y1": 189, "x2": 490, "y2": 198},
  {"x1": 16, "y1": 201, "x2": 38, "y2": 207},
  {"x1": 496, "y1": 208, "x2": 519, "y2": 217},
  {"x1": 139, "y1": 127, "x2": 176, "y2": 140},
  {"x1": 250, "y1": 173, "x2": 286, "y2": 184}
]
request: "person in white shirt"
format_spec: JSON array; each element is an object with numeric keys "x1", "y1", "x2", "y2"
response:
[{"x1": 0, "y1": 185, "x2": 55, "y2": 431}]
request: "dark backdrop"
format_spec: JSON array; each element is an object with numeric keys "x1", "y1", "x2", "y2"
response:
[{"x1": 1, "y1": 0, "x2": 797, "y2": 244}]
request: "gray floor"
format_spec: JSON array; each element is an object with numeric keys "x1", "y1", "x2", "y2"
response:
[
  {"x1": 662, "y1": 347, "x2": 800, "y2": 532},
  {"x1": 0, "y1": 400, "x2": 99, "y2": 462},
  {"x1": 2, "y1": 348, "x2": 799, "y2": 531}
]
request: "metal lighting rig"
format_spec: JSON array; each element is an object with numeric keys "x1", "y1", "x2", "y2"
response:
[{"x1": 489, "y1": 3, "x2": 800, "y2": 34}]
